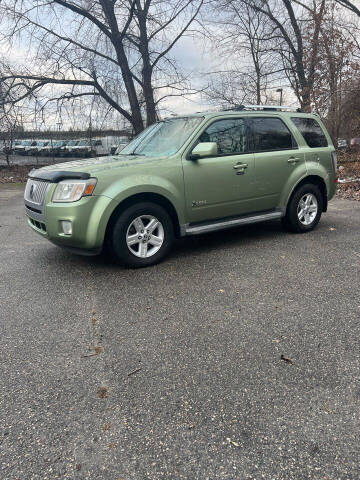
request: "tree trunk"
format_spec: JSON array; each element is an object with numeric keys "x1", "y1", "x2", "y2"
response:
[{"x1": 137, "y1": 5, "x2": 157, "y2": 127}]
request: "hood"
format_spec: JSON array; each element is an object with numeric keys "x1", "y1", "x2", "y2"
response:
[{"x1": 30, "y1": 154, "x2": 163, "y2": 178}]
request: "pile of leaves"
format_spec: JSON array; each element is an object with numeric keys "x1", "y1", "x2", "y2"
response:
[
  {"x1": 0, "y1": 165, "x2": 34, "y2": 184},
  {"x1": 337, "y1": 160, "x2": 360, "y2": 201}
]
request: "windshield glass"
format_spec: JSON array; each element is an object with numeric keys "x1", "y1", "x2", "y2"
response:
[
  {"x1": 115, "y1": 143, "x2": 127, "y2": 154},
  {"x1": 119, "y1": 117, "x2": 203, "y2": 157},
  {"x1": 78, "y1": 140, "x2": 89, "y2": 146}
]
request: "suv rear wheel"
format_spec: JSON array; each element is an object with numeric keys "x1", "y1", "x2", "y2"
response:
[
  {"x1": 108, "y1": 202, "x2": 174, "y2": 267},
  {"x1": 283, "y1": 183, "x2": 323, "y2": 233}
]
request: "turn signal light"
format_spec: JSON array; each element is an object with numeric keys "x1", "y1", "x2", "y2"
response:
[{"x1": 84, "y1": 184, "x2": 96, "y2": 195}]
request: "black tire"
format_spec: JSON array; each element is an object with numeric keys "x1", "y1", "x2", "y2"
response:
[
  {"x1": 282, "y1": 183, "x2": 323, "y2": 233},
  {"x1": 108, "y1": 202, "x2": 175, "y2": 268}
]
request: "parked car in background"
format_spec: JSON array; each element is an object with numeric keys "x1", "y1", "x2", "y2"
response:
[
  {"x1": 29, "y1": 140, "x2": 51, "y2": 156},
  {"x1": 350, "y1": 138, "x2": 360, "y2": 152},
  {"x1": 70, "y1": 139, "x2": 93, "y2": 157},
  {"x1": 14, "y1": 140, "x2": 38, "y2": 155},
  {"x1": 71, "y1": 138, "x2": 116, "y2": 157},
  {"x1": 59, "y1": 140, "x2": 80, "y2": 157},
  {"x1": 24, "y1": 105, "x2": 337, "y2": 268},
  {"x1": 1, "y1": 140, "x2": 20, "y2": 155},
  {"x1": 40, "y1": 140, "x2": 68, "y2": 157}
]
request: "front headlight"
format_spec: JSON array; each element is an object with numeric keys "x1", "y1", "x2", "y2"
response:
[{"x1": 52, "y1": 178, "x2": 97, "y2": 203}]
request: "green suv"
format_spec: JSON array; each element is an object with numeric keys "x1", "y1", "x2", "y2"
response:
[{"x1": 24, "y1": 106, "x2": 337, "y2": 267}]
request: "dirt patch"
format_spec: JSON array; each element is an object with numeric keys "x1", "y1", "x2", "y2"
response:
[
  {"x1": 337, "y1": 160, "x2": 360, "y2": 201},
  {"x1": 0, "y1": 165, "x2": 38, "y2": 184},
  {"x1": 336, "y1": 181, "x2": 360, "y2": 201}
]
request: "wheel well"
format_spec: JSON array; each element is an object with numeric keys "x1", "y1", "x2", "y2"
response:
[
  {"x1": 289, "y1": 175, "x2": 327, "y2": 212},
  {"x1": 105, "y1": 192, "x2": 181, "y2": 240}
]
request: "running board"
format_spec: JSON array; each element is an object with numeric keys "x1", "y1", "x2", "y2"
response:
[{"x1": 184, "y1": 211, "x2": 283, "y2": 236}]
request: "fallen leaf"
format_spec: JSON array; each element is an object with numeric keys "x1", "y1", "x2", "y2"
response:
[
  {"x1": 76, "y1": 464, "x2": 82, "y2": 471},
  {"x1": 226, "y1": 437, "x2": 240, "y2": 447},
  {"x1": 280, "y1": 354, "x2": 294, "y2": 365},
  {"x1": 98, "y1": 386, "x2": 108, "y2": 398},
  {"x1": 108, "y1": 442, "x2": 117, "y2": 448},
  {"x1": 83, "y1": 345, "x2": 103, "y2": 358},
  {"x1": 103, "y1": 423, "x2": 110, "y2": 431}
]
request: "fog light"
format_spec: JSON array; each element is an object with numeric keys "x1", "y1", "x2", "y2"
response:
[{"x1": 61, "y1": 220, "x2": 72, "y2": 235}]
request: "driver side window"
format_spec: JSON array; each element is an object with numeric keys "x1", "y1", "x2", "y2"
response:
[{"x1": 199, "y1": 118, "x2": 248, "y2": 156}]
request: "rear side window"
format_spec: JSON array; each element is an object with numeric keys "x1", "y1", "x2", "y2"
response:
[
  {"x1": 250, "y1": 117, "x2": 295, "y2": 152},
  {"x1": 291, "y1": 117, "x2": 328, "y2": 148},
  {"x1": 199, "y1": 118, "x2": 248, "y2": 155}
]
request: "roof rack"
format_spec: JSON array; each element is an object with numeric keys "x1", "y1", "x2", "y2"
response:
[{"x1": 225, "y1": 104, "x2": 302, "y2": 113}]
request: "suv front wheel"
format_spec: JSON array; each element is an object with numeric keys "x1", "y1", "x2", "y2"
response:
[
  {"x1": 109, "y1": 202, "x2": 175, "y2": 267},
  {"x1": 283, "y1": 183, "x2": 323, "y2": 233}
]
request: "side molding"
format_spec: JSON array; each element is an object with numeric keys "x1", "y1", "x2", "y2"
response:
[{"x1": 181, "y1": 210, "x2": 283, "y2": 236}]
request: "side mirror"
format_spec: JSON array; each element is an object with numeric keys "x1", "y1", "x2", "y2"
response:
[{"x1": 188, "y1": 142, "x2": 218, "y2": 160}]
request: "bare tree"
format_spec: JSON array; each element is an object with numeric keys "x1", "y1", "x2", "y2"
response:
[
  {"x1": 334, "y1": 0, "x2": 360, "y2": 17},
  {"x1": 0, "y1": 0, "x2": 204, "y2": 134},
  {"x1": 204, "y1": 1, "x2": 280, "y2": 107},
  {"x1": 304, "y1": 2, "x2": 360, "y2": 140},
  {"x1": 0, "y1": 81, "x2": 23, "y2": 166},
  {"x1": 237, "y1": 0, "x2": 330, "y2": 111}
]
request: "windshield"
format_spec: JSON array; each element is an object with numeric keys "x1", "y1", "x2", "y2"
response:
[
  {"x1": 67, "y1": 140, "x2": 78, "y2": 146},
  {"x1": 119, "y1": 117, "x2": 203, "y2": 157},
  {"x1": 78, "y1": 140, "x2": 89, "y2": 146},
  {"x1": 115, "y1": 143, "x2": 127, "y2": 154}
]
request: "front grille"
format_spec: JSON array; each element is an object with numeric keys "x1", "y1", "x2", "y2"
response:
[
  {"x1": 24, "y1": 179, "x2": 50, "y2": 205},
  {"x1": 25, "y1": 205, "x2": 42, "y2": 214},
  {"x1": 29, "y1": 217, "x2": 47, "y2": 232}
]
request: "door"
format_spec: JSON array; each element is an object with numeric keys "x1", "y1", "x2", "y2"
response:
[
  {"x1": 182, "y1": 117, "x2": 257, "y2": 223},
  {"x1": 249, "y1": 116, "x2": 305, "y2": 210}
]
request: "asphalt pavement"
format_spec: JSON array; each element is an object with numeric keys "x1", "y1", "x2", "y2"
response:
[{"x1": 0, "y1": 185, "x2": 359, "y2": 479}]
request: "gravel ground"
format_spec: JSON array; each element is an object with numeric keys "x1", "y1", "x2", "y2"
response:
[{"x1": 0, "y1": 186, "x2": 359, "y2": 479}]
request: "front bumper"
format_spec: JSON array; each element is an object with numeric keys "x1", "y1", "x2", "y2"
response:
[{"x1": 25, "y1": 191, "x2": 117, "y2": 253}]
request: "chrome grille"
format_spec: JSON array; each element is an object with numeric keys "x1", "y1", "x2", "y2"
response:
[{"x1": 24, "y1": 179, "x2": 50, "y2": 205}]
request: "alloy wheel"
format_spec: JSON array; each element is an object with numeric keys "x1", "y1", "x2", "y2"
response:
[
  {"x1": 126, "y1": 215, "x2": 164, "y2": 258},
  {"x1": 297, "y1": 193, "x2": 318, "y2": 226}
]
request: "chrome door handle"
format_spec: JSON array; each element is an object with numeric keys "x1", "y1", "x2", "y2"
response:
[
  {"x1": 288, "y1": 157, "x2": 300, "y2": 164},
  {"x1": 233, "y1": 163, "x2": 248, "y2": 170}
]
